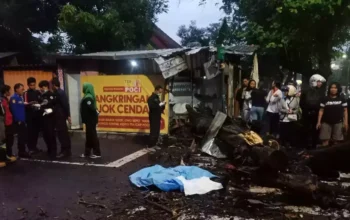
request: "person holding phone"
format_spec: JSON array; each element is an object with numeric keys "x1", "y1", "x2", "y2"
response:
[{"x1": 147, "y1": 85, "x2": 165, "y2": 149}]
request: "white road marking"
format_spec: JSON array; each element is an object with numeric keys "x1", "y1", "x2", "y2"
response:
[{"x1": 20, "y1": 148, "x2": 150, "y2": 168}]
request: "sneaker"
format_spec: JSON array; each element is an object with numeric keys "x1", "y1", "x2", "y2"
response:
[
  {"x1": 0, "y1": 162, "x2": 6, "y2": 168},
  {"x1": 18, "y1": 152, "x2": 31, "y2": 158},
  {"x1": 90, "y1": 155, "x2": 102, "y2": 159},
  {"x1": 6, "y1": 156, "x2": 17, "y2": 163},
  {"x1": 154, "y1": 146, "x2": 161, "y2": 150}
]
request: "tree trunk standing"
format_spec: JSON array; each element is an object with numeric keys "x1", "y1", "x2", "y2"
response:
[
  {"x1": 315, "y1": 17, "x2": 335, "y2": 80},
  {"x1": 317, "y1": 48, "x2": 332, "y2": 80}
]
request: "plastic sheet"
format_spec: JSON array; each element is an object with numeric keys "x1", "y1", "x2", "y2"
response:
[{"x1": 129, "y1": 165, "x2": 218, "y2": 193}]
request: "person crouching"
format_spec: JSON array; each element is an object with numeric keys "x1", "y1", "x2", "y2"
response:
[{"x1": 39, "y1": 80, "x2": 57, "y2": 159}]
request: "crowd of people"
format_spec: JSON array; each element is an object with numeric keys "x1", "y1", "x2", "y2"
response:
[
  {"x1": 0, "y1": 77, "x2": 101, "y2": 168},
  {"x1": 236, "y1": 74, "x2": 348, "y2": 148}
]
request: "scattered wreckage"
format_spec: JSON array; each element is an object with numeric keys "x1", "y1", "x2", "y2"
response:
[{"x1": 120, "y1": 105, "x2": 350, "y2": 219}]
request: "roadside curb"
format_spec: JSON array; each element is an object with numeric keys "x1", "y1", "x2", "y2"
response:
[{"x1": 68, "y1": 130, "x2": 148, "y2": 140}]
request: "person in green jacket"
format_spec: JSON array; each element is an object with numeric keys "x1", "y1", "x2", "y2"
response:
[{"x1": 80, "y1": 83, "x2": 101, "y2": 159}]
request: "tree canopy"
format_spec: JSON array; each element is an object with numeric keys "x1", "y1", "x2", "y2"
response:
[
  {"x1": 177, "y1": 18, "x2": 241, "y2": 47},
  {"x1": 199, "y1": 0, "x2": 350, "y2": 78},
  {"x1": 0, "y1": 0, "x2": 169, "y2": 55}
]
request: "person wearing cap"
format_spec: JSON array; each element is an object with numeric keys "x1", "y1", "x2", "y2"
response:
[
  {"x1": 279, "y1": 85, "x2": 300, "y2": 147},
  {"x1": 300, "y1": 74, "x2": 326, "y2": 148}
]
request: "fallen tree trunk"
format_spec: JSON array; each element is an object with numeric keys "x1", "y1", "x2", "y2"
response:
[
  {"x1": 186, "y1": 105, "x2": 288, "y2": 171},
  {"x1": 306, "y1": 141, "x2": 350, "y2": 177}
]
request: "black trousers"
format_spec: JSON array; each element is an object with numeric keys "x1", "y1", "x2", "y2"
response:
[
  {"x1": 266, "y1": 112, "x2": 280, "y2": 136},
  {"x1": 5, "y1": 124, "x2": 14, "y2": 156},
  {"x1": 85, "y1": 123, "x2": 100, "y2": 156},
  {"x1": 280, "y1": 122, "x2": 298, "y2": 147},
  {"x1": 149, "y1": 113, "x2": 161, "y2": 147},
  {"x1": 15, "y1": 122, "x2": 27, "y2": 154},
  {"x1": 55, "y1": 112, "x2": 71, "y2": 154},
  {"x1": 42, "y1": 116, "x2": 57, "y2": 157},
  {"x1": 26, "y1": 116, "x2": 40, "y2": 151},
  {"x1": 302, "y1": 110, "x2": 319, "y2": 149}
]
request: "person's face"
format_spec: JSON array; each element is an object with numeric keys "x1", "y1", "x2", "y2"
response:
[
  {"x1": 39, "y1": 86, "x2": 48, "y2": 93},
  {"x1": 28, "y1": 82, "x2": 36, "y2": 90},
  {"x1": 157, "y1": 88, "x2": 163, "y2": 95},
  {"x1": 330, "y1": 85, "x2": 338, "y2": 95},
  {"x1": 16, "y1": 86, "x2": 24, "y2": 95},
  {"x1": 317, "y1": 81, "x2": 322, "y2": 88},
  {"x1": 243, "y1": 79, "x2": 249, "y2": 87},
  {"x1": 249, "y1": 81, "x2": 256, "y2": 89},
  {"x1": 5, "y1": 90, "x2": 11, "y2": 97}
]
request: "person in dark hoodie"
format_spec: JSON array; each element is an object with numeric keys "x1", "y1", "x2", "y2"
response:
[
  {"x1": 147, "y1": 85, "x2": 165, "y2": 148},
  {"x1": 38, "y1": 80, "x2": 57, "y2": 159},
  {"x1": 300, "y1": 74, "x2": 326, "y2": 148},
  {"x1": 80, "y1": 83, "x2": 101, "y2": 159},
  {"x1": 51, "y1": 78, "x2": 72, "y2": 158},
  {"x1": 23, "y1": 77, "x2": 42, "y2": 154}
]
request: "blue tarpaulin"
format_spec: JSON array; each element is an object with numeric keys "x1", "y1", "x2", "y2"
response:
[{"x1": 129, "y1": 165, "x2": 217, "y2": 192}]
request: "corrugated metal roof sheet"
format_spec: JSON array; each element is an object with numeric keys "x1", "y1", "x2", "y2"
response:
[
  {"x1": 0, "y1": 52, "x2": 18, "y2": 59},
  {"x1": 81, "y1": 48, "x2": 187, "y2": 60}
]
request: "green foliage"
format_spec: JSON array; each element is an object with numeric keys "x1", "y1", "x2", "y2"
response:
[
  {"x1": 59, "y1": 0, "x2": 168, "y2": 53},
  {"x1": 213, "y1": 0, "x2": 350, "y2": 78},
  {"x1": 0, "y1": 0, "x2": 168, "y2": 55},
  {"x1": 177, "y1": 17, "x2": 242, "y2": 47}
]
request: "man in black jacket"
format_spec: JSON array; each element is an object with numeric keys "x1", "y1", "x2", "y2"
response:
[
  {"x1": 38, "y1": 80, "x2": 57, "y2": 159},
  {"x1": 24, "y1": 77, "x2": 42, "y2": 154},
  {"x1": 147, "y1": 85, "x2": 165, "y2": 148},
  {"x1": 51, "y1": 78, "x2": 71, "y2": 158},
  {"x1": 300, "y1": 79, "x2": 326, "y2": 149}
]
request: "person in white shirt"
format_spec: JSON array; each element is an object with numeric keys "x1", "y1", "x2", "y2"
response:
[
  {"x1": 265, "y1": 81, "x2": 283, "y2": 137},
  {"x1": 279, "y1": 85, "x2": 299, "y2": 147}
]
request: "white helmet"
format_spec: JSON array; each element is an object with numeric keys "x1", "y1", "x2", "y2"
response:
[{"x1": 309, "y1": 74, "x2": 326, "y2": 87}]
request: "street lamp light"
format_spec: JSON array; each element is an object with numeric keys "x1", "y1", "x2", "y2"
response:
[
  {"x1": 343, "y1": 54, "x2": 348, "y2": 59},
  {"x1": 130, "y1": 60, "x2": 138, "y2": 67}
]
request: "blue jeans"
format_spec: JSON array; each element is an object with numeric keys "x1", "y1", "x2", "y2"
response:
[{"x1": 250, "y1": 106, "x2": 265, "y2": 121}]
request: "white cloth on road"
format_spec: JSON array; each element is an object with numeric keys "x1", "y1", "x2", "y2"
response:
[{"x1": 176, "y1": 176, "x2": 223, "y2": 196}]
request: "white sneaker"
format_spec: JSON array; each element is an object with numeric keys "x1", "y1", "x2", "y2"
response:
[{"x1": 90, "y1": 155, "x2": 102, "y2": 159}]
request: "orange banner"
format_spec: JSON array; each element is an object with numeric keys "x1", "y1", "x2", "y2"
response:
[{"x1": 81, "y1": 75, "x2": 169, "y2": 134}]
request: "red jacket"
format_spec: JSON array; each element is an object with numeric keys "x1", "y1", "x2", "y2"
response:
[{"x1": 2, "y1": 97, "x2": 13, "y2": 126}]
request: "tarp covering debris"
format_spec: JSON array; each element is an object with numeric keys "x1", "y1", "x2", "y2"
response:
[{"x1": 129, "y1": 165, "x2": 222, "y2": 195}]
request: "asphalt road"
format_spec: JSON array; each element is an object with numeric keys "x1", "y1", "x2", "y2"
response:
[{"x1": 0, "y1": 133, "x2": 152, "y2": 220}]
